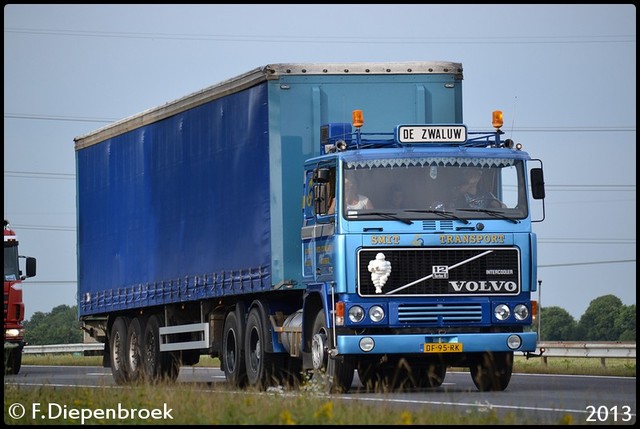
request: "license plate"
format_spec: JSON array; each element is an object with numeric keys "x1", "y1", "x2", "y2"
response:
[{"x1": 423, "y1": 343, "x2": 462, "y2": 353}]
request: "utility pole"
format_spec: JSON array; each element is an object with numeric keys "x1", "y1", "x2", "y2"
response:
[{"x1": 537, "y1": 279, "x2": 542, "y2": 341}]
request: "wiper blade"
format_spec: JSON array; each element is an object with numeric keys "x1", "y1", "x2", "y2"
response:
[
  {"x1": 347, "y1": 211, "x2": 413, "y2": 225},
  {"x1": 456, "y1": 208, "x2": 520, "y2": 224},
  {"x1": 406, "y1": 209, "x2": 470, "y2": 224}
]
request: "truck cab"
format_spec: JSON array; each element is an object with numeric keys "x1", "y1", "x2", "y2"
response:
[
  {"x1": 4, "y1": 220, "x2": 37, "y2": 375},
  {"x1": 300, "y1": 114, "x2": 545, "y2": 391}
]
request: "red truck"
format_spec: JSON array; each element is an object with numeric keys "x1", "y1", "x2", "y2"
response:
[{"x1": 4, "y1": 219, "x2": 36, "y2": 374}]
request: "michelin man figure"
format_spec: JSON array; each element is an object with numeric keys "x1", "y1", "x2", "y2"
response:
[{"x1": 368, "y1": 252, "x2": 392, "y2": 294}]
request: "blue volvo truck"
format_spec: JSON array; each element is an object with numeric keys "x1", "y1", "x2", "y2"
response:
[{"x1": 74, "y1": 62, "x2": 546, "y2": 392}]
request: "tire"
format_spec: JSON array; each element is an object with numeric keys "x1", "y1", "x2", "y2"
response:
[
  {"x1": 222, "y1": 311, "x2": 246, "y2": 387},
  {"x1": 470, "y1": 351, "x2": 513, "y2": 392},
  {"x1": 181, "y1": 350, "x2": 200, "y2": 366},
  {"x1": 109, "y1": 316, "x2": 131, "y2": 385},
  {"x1": 310, "y1": 309, "x2": 354, "y2": 393},
  {"x1": 279, "y1": 355, "x2": 303, "y2": 388},
  {"x1": 142, "y1": 314, "x2": 180, "y2": 383},
  {"x1": 126, "y1": 316, "x2": 146, "y2": 382},
  {"x1": 4, "y1": 348, "x2": 22, "y2": 375},
  {"x1": 244, "y1": 307, "x2": 277, "y2": 389},
  {"x1": 12, "y1": 349, "x2": 22, "y2": 375},
  {"x1": 417, "y1": 363, "x2": 447, "y2": 388},
  {"x1": 357, "y1": 359, "x2": 386, "y2": 391}
]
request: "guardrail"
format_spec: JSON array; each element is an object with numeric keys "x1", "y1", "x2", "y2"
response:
[
  {"x1": 536, "y1": 341, "x2": 636, "y2": 368},
  {"x1": 23, "y1": 343, "x2": 104, "y2": 355},
  {"x1": 23, "y1": 342, "x2": 636, "y2": 367}
]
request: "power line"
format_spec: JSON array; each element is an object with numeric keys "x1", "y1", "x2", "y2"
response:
[
  {"x1": 7, "y1": 170, "x2": 635, "y2": 191},
  {"x1": 8, "y1": 224, "x2": 75, "y2": 232},
  {"x1": 4, "y1": 171, "x2": 75, "y2": 180},
  {"x1": 539, "y1": 259, "x2": 635, "y2": 268},
  {"x1": 4, "y1": 112, "x2": 636, "y2": 133},
  {"x1": 4, "y1": 113, "x2": 116, "y2": 123},
  {"x1": 9, "y1": 222, "x2": 637, "y2": 250},
  {"x1": 21, "y1": 260, "x2": 640, "y2": 282},
  {"x1": 4, "y1": 27, "x2": 636, "y2": 45},
  {"x1": 539, "y1": 238, "x2": 635, "y2": 245},
  {"x1": 22, "y1": 280, "x2": 77, "y2": 285}
]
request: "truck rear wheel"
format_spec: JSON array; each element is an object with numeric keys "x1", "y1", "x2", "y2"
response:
[
  {"x1": 109, "y1": 316, "x2": 131, "y2": 384},
  {"x1": 310, "y1": 309, "x2": 354, "y2": 393},
  {"x1": 470, "y1": 351, "x2": 513, "y2": 391},
  {"x1": 244, "y1": 307, "x2": 277, "y2": 389},
  {"x1": 222, "y1": 311, "x2": 246, "y2": 387}
]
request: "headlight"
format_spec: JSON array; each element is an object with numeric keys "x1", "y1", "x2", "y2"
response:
[
  {"x1": 369, "y1": 305, "x2": 385, "y2": 322},
  {"x1": 359, "y1": 337, "x2": 375, "y2": 352},
  {"x1": 5, "y1": 329, "x2": 23, "y2": 338},
  {"x1": 514, "y1": 304, "x2": 529, "y2": 321},
  {"x1": 494, "y1": 304, "x2": 510, "y2": 321},
  {"x1": 507, "y1": 334, "x2": 522, "y2": 350},
  {"x1": 348, "y1": 305, "x2": 365, "y2": 323}
]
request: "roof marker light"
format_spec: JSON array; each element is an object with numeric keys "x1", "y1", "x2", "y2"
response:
[
  {"x1": 352, "y1": 110, "x2": 364, "y2": 128},
  {"x1": 492, "y1": 110, "x2": 503, "y2": 129}
]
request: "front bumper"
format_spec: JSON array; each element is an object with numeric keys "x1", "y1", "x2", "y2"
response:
[{"x1": 336, "y1": 331, "x2": 536, "y2": 354}]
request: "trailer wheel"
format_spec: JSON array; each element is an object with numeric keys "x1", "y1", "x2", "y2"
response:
[
  {"x1": 126, "y1": 316, "x2": 146, "y2": 382},
  {"x1": 244, "y1": 307, "x2": 277, "y2": 389},
  {"x1": 142, "y1": 314, "x2": 180, "y2": 383},
  {"x1": 310, "y1": 309, "x2": 354, "y2": 393},
  {"x1": 222, "y1": 311, "x2": 246, "y2": 387},
  {"x1": 470, "y1": 351, "x2": 513, "y2": 391},
  {"x1": 109, "y1": 316, "x2": 131, "y2": 384}
]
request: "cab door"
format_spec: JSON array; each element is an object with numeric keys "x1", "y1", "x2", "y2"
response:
[{"x1": 301, "y1": 164, "x2": 336, "y2": 283}]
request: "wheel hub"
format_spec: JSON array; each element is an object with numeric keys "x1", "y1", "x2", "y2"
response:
[{"x1": 311, "y1": 332, "x2": 327, "y2": 370}]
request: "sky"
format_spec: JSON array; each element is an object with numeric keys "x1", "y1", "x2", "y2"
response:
[{"x1": 4, "y1": 4, "x2": 636, "y2": 321}]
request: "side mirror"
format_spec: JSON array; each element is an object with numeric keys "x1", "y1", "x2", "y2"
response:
[
  {"x1": 314, "y1": 182, "x2": 330, "y2": 215},
  {"x1": 530, "y1": 168, "x2": 545, "y2": 200},
  {"x1": 314, "y1": 168, "x2": 330, "y2": 184},
  {"x1": 25, "y1": 257, "x2": 36, "y2": 278}
]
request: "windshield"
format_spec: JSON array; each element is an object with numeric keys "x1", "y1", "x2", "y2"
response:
[
  {"x1": 339, "y1": 157, "x2": 527, "y2": 220},
  {"x1": 4, "y1": 245, "x2": 20, "y2": 281}
]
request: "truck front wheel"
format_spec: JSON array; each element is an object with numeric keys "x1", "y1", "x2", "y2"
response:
[
  {"x1": 310, "y1": 310, "x2": 354, "y2": 393},
  {"x1": 470, "y1": 351, "x2": 513, "y2": 391},
  {"x1": 4, "y1": 347, "x2": 22, "y2": 375}
]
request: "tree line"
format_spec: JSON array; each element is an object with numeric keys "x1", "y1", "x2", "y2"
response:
[
  {"x1": 532, "y1": 294, "x2": 635, "y2": 342},
  {"x1": 23, "y1": 294, "x2": 635, "y2": 345}
]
